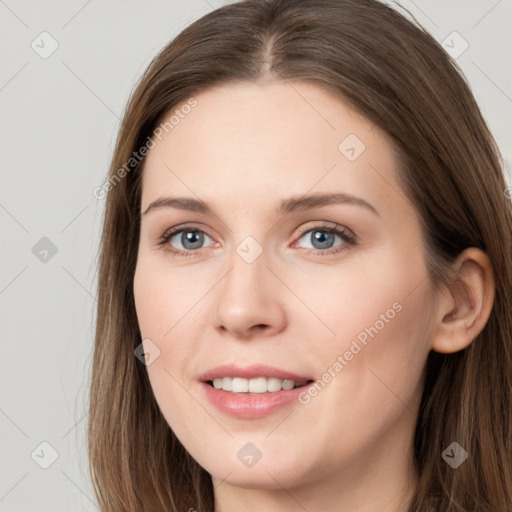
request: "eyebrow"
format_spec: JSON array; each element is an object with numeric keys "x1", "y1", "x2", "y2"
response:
[{"x1": 141, "y1": 192, "x2": 380, "y2": 218}]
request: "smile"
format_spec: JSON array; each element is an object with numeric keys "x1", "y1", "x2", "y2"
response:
[{"x1": 209, "y1": 377, "x2": 311, "y2": 393}]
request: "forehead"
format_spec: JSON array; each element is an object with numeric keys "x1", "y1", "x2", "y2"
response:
[{"x1": 140, "y1": 81, "x2": 408, "y2": 221}]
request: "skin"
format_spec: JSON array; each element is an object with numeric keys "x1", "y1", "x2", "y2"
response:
[{"x1": 133, "y1": 81, "x2": 495, "y2": 512}]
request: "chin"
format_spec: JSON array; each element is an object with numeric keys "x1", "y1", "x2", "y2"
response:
[
  {"x1": 191, "y1": 442, "x2": 313, "y2": 490},
  {"x1": 210, "y1": 463, "x2": 305, "y2": 490}
]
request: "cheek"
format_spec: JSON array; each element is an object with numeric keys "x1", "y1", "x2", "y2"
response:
[
  {"x1": 285, "y1": 249, "x2": 430, "y2": 366},
  {"x1": 305, "y1": 270, "x2": 433, "y2": 432},
  {"x1": 133, "y1": 265, "x2": 197, "y2": 400},
  {"x1": 133, "y1": 255, "x2": 197, "y2": 340},
  {"x1": 133, "y1": 259, "x2": 210, "y2": 433},
  {"x1": 296, "y1": 252, "x2": 433, "y2": 430},
  {"x1": 282, "y1": 282, "x2": 432, "y2": 479}
]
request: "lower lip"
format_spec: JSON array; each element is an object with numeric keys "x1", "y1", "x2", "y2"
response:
[{"x1": 201, "y1": 381, "x2": 312, "y2": 419}]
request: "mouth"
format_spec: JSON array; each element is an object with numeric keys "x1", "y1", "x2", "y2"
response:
[
  {"x1": 199, "y1": 364, "x2": 315, "y2": 417},
  {"x1": 206, "y1": 377, "x2": 314, "y2": 394}
]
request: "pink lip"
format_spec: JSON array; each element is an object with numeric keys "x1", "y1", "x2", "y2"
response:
[
  {"x1": 198, "y1": 364, "x2": 314, "y2": 419},
  {"x1": 198, "y1": 363, "x2": 312, "y2": 382},
  {"x1": 200, "y1": 382, "x2": 313, "y2": 419}
]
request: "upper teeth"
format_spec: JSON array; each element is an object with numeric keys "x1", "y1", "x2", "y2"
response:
[{"x1": 212, "y1": 377, "x2": 307, "y2": 393}]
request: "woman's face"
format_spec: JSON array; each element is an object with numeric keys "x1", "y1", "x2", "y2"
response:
[{"x1": 133, "y1": 81, "x2": 438, "y2": 494}]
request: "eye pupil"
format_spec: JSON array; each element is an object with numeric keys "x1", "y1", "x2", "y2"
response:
[
  {"x1": 182, "y1": 231, "x2": 203, "y2": 250},
  {"x1": 311, "y1": 230, "x2": 334, "y2": 249}
]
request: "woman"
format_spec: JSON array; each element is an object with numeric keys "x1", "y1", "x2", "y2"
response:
[{"x1": 88, "y1": 0, "x2": 512, "y2": 510}]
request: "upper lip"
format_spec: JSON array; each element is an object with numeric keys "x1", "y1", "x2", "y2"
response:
[{"x1": 199, "y1": 364, "x2": 313, "y2": 382}]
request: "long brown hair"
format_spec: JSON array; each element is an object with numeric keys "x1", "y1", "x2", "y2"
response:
[{"x1": 88, "y1": 1, "x2": 512, "y2": 510}]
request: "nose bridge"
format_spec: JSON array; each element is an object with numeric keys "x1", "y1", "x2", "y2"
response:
[
  {"x1": 221, "y1": 240, "x2": 269, "y2": 312},
  {"x1": 215, "y1": 235, "x2": 285, "y2": 337},
  {"x1": 222, "y1": 220, "x2": 270, "y2": 293}
]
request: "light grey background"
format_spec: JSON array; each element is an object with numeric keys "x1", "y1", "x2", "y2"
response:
[{"x1": 1, "y1": 0, "x2": 510, "y2": 510}]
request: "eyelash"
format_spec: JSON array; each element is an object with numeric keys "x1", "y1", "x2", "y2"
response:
[{"x1": 157, "y1": 222, "x2": 357, "y2": 258}]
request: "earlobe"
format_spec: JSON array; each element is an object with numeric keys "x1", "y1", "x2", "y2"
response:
[{"x1": 431, "y1": 248, "x2": 495, "y2": 354}]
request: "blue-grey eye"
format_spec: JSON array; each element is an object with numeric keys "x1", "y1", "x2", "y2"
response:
[
  {"x1": 298, "y1": 229, "x2": 342, "y2": 250},
  {"x1": 170, "y1": 230, "x2": 212, "y2": 251}
]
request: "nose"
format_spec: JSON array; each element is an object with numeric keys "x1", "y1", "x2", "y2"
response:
[{"x1": 215, "y1": 248, "x2": 287, "y2": 340}]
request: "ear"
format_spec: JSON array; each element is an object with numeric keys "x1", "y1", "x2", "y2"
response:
[{"x1": 431, "y1": 248, "x2": 495, "y2": 354}]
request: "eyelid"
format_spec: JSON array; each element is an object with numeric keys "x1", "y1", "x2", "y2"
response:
[
  {"x1": 295, "y1": 220, "x2": 353, "y2": 237},
  {"x1": 159, "y1": 222, "x2": 212, "y2": 240}
]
